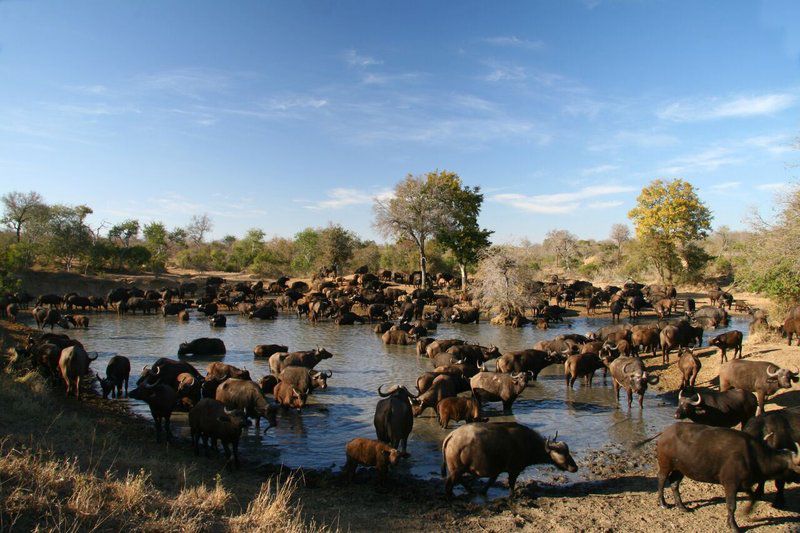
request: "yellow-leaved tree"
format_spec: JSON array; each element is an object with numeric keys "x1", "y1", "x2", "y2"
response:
[{"x1": 628, "y1": 179, "x2": 712, "y2": 283}]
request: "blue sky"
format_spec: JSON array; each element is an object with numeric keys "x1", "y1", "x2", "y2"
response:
[{"x1": 1, "y1": 0, "x2": 798, "y2": 243}]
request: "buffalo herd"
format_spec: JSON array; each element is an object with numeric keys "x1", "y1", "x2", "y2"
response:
[{"x1": 4, "y1": 272, "x2": 800, "y2": 531}]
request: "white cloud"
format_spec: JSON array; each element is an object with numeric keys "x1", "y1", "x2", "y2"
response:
[
  {"x1": 343, "y1": 49, "x2": 382, "y2": 68},
  {"x1": 265, "y1": 96, "x2": 328, "y2": 111},
  {"x1": 483, "y1": 36, "x2": 544, "y2": 50},
  {"x1": 708, "y1": 181, "x2": 741, "y2": 191},
  {"x1": 587, "y1": 200, "x2": 624, "y2": 209},
  {"x1": 491, "y1": 184, "x2": 635, "y2": 214},
  {"x1": 303, "y1": 188, "x2": 393, "y2": 210},
  {"x1": 658, "y1": 92, "x2": 797, "y2": 121},
  {"x1": 589, "y1": 130, "x2": 679, "y2": 151},
  {"x1": 483, "y1": 62, "x2": 526, "y2": 82},
  {"x1": 744, "y1": 133, "x2": 796, "y2": 154},
  {"x1": 44, "y1": 102, "x2": 140, "y2": 116},
  {"x1": 361, "y1": 72, "x2": 420, "y2": 85},
  {"x1": 138, "y1": 68, "x2": 231, "y2": 99},
  {"x1": 756, "y1": 182, "x2": 792, "y2": 192},
  {"x1": 67, "y1": 84, "x2": 109, "y2": 95},
  {"x1": 660, "y1": 147, "x2": 743, "y2": 175},
  {"x1": 581, "y1": 164, "x2": 618, "y2": 176}
]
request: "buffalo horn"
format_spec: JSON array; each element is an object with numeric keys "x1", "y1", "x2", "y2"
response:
[
  {"x1": 763, "y1": 432, "x2": 774, "y2": 442},
  {"x1": 142, "y1": 365, "x2": 149, "y2": 374},
  {"x1": 325, "y1": 369, "x2": 333, "y2": 378},
  {"x1": 153, "y1": 365, "x2": 161, "y2": 376},
  {"x1": 89, "y1": 351, "x2": 99, "y2": 361},
  {"x1": 766, "y1": 366, "x2": 780, "y2": 377},
  {"x1": 794, "y1": 443, "x2": 800, "y2": 466},
  {"x1": 142, "y1": 378, "x2": 161, "y2": 389},
  {"x1": 689, "y1": 393, "x2": 702, "y2": 406},
  {"x1": 377, "y1": 384, "x2": 393, "y2": 397},
  {"x1": 678, "y1": 389, "x2": 685, "y2": 400}
]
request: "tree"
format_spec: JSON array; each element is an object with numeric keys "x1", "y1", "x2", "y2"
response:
[
  {"x1": 46, "y1": 205, "x2": 93, "y2": 271},
  {"x1": 628, "y1": 179, "x2": 712, "y2": 282},
  {"x1": 291, "y1": 228, "x2": 320, "y2": 274},
  {"x1": 318, "y1": 224, "x2": 356, "y2": 276},
  {"x1": 543, "y1": 229, "x2": 579, "y2": 272},
  {"x1": 609, "y1": 223, "x2": 631, "y2": 262},
  {"x1": 374, "y1": 171, "x2": 455, "y2": 288},
  {"x1": 108, "y1": 219, "x2": 140, "y2": 248},
  {"x1": 434, "y1": 175, "x2": 493, "y2": 291},
  {"x1": 1, "y1": 191, "x2": 44, "y2": 242},
  {"x1": 186, "y1": 214, "x2": 213, "y2": 244},
  {"x1": 143, "y1": 222, "x2": 169, "y2": 272},
  {"x1": 475, "y1": 246, "x2": 537, "y2": 317}
]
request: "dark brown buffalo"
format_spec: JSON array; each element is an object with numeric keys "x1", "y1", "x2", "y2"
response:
[
  {"x1": 630, "y1": 324, "x2": 661, "y2": 358},
  {"x1": 709, "y1": 330, "x2": 743, "y2": 363},
  {"x1": 189, "y1": 398, "x2": 247, "y2": 469},
  {"x1": 374, "y1": 385, "x2": 414, "y2": 452},
  {"x1": 253, "y1": 344, "x2": 288, "y2": 358},
  {"x1": 564, "y1": 352, "x2": 605, "y2": 388},
  {"x1": 258, "y1": 375, "x2": 279, "y2": 395},
  {"x1": 6, "y1": 303, "x2": 19, "y2": 322},
  {"x1": 343, "y1": 437, "x2": 409, "y2": 484},
  {"x1": 744, "y1": 410, "x2": 800, "y2": 508},
  {"x1": 178, "y1": 337, "x2": 226, "y2": 357},
  {"x1": 677, "y1": 348, "x2": 701, "y2": 390},
  {"x1": 675, "y1": 389, "x2": 757, "y2": 428},
  {"x1": 176, "y1": 372, "x2": 202, "y2": 405},
  {"x1": 139, "y1": 358, "x2": 202, "y2": 389},
  {"x1": 416, "y1": 337, "x2": 435, "y2": 356},
  {"x1": 451, "y1": 307, "x2": 480, "y2": 324},
  {"x1": 608, "y1": 356, "x2": 658, "y2": 409},
  {"x1": 442, "y1": 422, "x2": 577, "y2": 498},
  {"x1": 268, "y1": 348, "x2": 333, "y2": 374},
  {"x1": 470, "y1": 372, "x2": 528, "y2": 412},
  {"x1": 659, "y1": 320, "x2": 703, "y2": 364},
  {"x1": 436, "y1": 396, "x2": 486, "y2": 429},
  {"x1": 129, "y1": 381, "x2": 179, "y2": 442},
  {"x1": 656, "y1": 422, "x2": 800, "y2": 531},
  {"x1": 410, "y1": 374, "x2": 457, "y2": 417},
  {"x1": 719, "y1": 360, "x2": 798, "y2": 415},
  {"x1": 781, "y1": 317, "x2": 800, "y2": 346},
  {"x1": 215, "y1": 378, "x2": 277, "y2": 430},
  {"x1": 100, "y1": 355, "x2": 131, "y2": 399},
  {"x1": 496, "y1": 349, "x2": 564, "y2": 379},
  {"x1": 445, "y1": 344, "x2": 500, "y2": 365},
  {"x1": 58, "y1": 345, "x2": 98, "y2": 398}
]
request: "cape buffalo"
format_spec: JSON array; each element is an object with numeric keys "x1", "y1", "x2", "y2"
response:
[
  {"x1": 710, "y1": 330, "x2": 743, "y2": 363},
  {"x1": 496, "y1": 349, "x2": 565, "y2": 379},
  {"x1": 215, "y1": 378, "x2": 277, "y2": 431},
  {"x1": 268, "y1": 348, "x2": 333, "y2": 374},
  {"x1": 744, "y1": 410, "x2": 800, "y2": 508},
  {"x1": 178, "y1": 337, "x2": 226, "y2": 357},
  {"x1": 129, "y1": 381, "x2": 178, "y2": 442},
  {"x1": 58, "y1": 345, "x2": 98, "y2": 398},
  {"x1": 608, "y1": 356, "x2": 658, "y2": 409},
  {"x1": 343, "y1": 437, "x2": 409, "y2": 485},
  {"x1": 189, "y1": 398, "x2": 247, "y2": 469},
  {"x1": 675, "y1": 389, "x2": 757, "y2": 428},
  {"x1": 719, "y1": 360, "x2": 798, "y2": 415},
  {"x1": 100, "y1": 355, "x2": 131, "y2": 399},
  {"x1": 374, "y1": 385, "x2": 414, "y2": 452},
  {"x1": 436, "y1": 396, "x2": 485, "y2": 429},
  {"x1": 253, "y1": 344, "x2": 288, "y2": 358},
  {"x1": 470, "y1": 371, "x2": 528, "y2": 413},
  {"x1": 442, "y1": 422, "x2": 577, "y2": 499}
]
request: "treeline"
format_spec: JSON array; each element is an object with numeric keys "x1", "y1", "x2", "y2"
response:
[{"x1": 1, "y1": 174, "x2": 799, "y2": 306}]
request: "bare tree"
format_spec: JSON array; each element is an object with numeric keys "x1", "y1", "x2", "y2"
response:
[
  {"x1": 1, "y1": 191, "x2": 44, "y2": 242},
  {"x1": 186, "y1": 213, "x2": 213, "y2": 245},
  {"x1": 544, "y1": 229, "x2": 578, "y2": 272},
  {"x1": 373, "y1": 174, "x2": 451, "y2": 288},
  {"x1": 609, "y1": 223, "x2": 631, "y2": 262},
  {"x1": 475, "y1": 246, "x2": 537, "y2": 317}
]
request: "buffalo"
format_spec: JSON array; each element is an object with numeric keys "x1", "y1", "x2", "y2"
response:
[
  {"x1": 178, "y1": 337, "x2": 226, "y2": 357},
  {"x1": 100, "y1": 355, "x2": 131, "y2": 399},
  {"x1": 607, "y1": 356, "x2": 658, "y2": 409},
  {"x1": 677, "y1": 348, "x2": 701, "y2": 390},
  {"x1": 675, "y1": 389, "x2": 757, "y2": 428},
  {"x1": 278, "y1": 366, "x2": 331, "y2": 395},
  {"x1": 496, "y1": 349, "x2": 564, "y2": 379},
  {"x1": 189, "y1": 398, "x2": 247, "y2": 469},
  {"x1": 436, "y1": 396, "x2": 486, "y2": 429},
  {"x1": 129, "y1": 380, "x2": 178, "y2": 442},
  {"x1": 343, "y1": 437, "x2": 409, "y2": 485},
  {"x1": 709, "y1": 330, "x2": 743, "y2": 363},
  {"x1": 58, "y1": 345, "x2": 98, "y2": 398},
  {"x1": 442, "y1": 422, "x2": 577, "y2": 499},
  {"x1": 273, "y1": 381, "x2": 307, "y2": 409},
  {"x1": 214, "y1": 378, "x2": 277, "y2": 431},
  {"x1": 470, "y1": 371, "x2": 528, "y2": 413},
  {"x1": 744, "y1": 410, "x2": 800, "y2": 507},
  {"x1": 564, "y1": 352, "x2": 606, "y2": 388},
  {"x1": 253, "y1": 344, "x2": 288, "y2": 358},
  {"x1": 719, "y1": 360, "x2": 798, "y2": 415},
  {"x1": 656, "y1": 422, "x2": 800, "y2": 532},
  {"x1": 374, "y1": 385, "x2": 414, "y2": 452},
  {"x1": 268, "y1": 348, "x2": 333, "y2": 374}
]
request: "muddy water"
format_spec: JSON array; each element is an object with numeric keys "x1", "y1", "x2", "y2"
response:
[{"x1": 60, "y1": 311, "x2": 749, "y2": 490}]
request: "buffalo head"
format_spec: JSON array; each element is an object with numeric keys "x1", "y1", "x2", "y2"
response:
[{"x1": 545, "y1": 432, "x2": 578, "y2": 473}]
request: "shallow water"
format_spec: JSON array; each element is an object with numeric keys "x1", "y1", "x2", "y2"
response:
[{"x1": 55, "y1": 310, "x2": 749, "y2": 490}]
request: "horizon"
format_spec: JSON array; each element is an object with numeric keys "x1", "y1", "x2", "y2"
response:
[{"x1": 1, "y1": 1, "x2": 799, "y2": 244}]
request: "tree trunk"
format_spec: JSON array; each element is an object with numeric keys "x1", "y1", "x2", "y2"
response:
[
  {"x1": 15, "y1": 225, "x2": 21, "y2": 243},
  {"x1": 418, "y1": 237, "x2": 427, "y2": 289},
  {"x1": 459, "y1": 263, "x2": 467, "y2": 293}
]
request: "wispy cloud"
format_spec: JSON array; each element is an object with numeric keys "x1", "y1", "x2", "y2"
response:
[
  {"x1": 743, "y1": 133, "x2": 796, "y2": 155},
  {"x1": 658, "y1": 92, "x2": 797, "y2": 121},
  {"x1": 303, "y1": 188, "x2": 393, "y2": 210},
  {"x1": 137, "y1": 67, "x2": 232, "y2": 99},
  {"x1": 482, "y1": 62, "x2": 526, "y2": 82},
  {"x1": 343, "y1": 49, "x2": 382, "y2": 68},
  {"x1": 265, "y1": 96, "x2": 328, "y2": 111},
  {"x1": 756, "y1": 182, "x2": 792, "y2": 192},
  {"x1": 581, "y1": 164, "x2": 618, "y2": 176},
  {"x1": 492, "y1": 184, "x2": 635, "y2": 214},
  {"x1": 708, "y1": 181, "x2": 741, "y2": 191},
  {"x1": 361, "y1": 72, "x2": 420, "y2": 85},
  {"x1": 66, "y1": 84, "x2": 109, "y2": 95},
  {"x1": 483, "y1": 36, "x2": 544, "y2": 50},
  {"x1": 660, "y1": 147, "x2": 743, "y2": 175},
  {"x1": 43, "y1": 102, "x2": 140, "y2": 116},
  {"x1": 589, "y1": 129, "x2": 679, "y2": 151}
]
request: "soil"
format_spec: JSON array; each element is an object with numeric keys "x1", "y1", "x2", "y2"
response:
[{"x1": 5, "y1": 272, "x2": 800, "y2": 531}]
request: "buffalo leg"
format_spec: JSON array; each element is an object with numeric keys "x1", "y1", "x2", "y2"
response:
[
  {"x1": 670, "y1": 472, "x2": 688, "y2": 512},
  {"x1": 626, "y1": 389, "x2": 633, "y2": 410},
  {"x1": 192, "y1": 431, "x2": 200, "y2": 455},
  {"x1": 657, "y1": 469, "x2": 670, "y2": 508},
  {"x1": 164, "y1": 417, "x2": 172, "y2": 442},
  {"x1": 507, "y1": 472, "x2": 519, "y2": 499},
  {"x1": 154, "y1": 417, "x2": 162, "y2": 442},
  {"x1": 444, "y1": 468, "x2": 462, "y2": 499},
  {"x1": 724, "y1": 484, "x2": 741, "y2": 532},
  {"x1": 638, "y1": 392, "x2": 644, "y2": 409},
  {"x1": 756, "y1": 392, "x2": 766, "y2": 416},
  {"x1": 773, "y1": 480, "x2": 786, "y2": 508}
]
